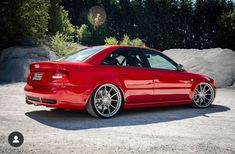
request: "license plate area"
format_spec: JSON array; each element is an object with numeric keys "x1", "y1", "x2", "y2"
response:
[{"x1": 32, "y1": 72, "x2": 44, "y2": 81}]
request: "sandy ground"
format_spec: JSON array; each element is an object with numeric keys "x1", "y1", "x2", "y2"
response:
[{"x1": 0, "y1": 83, "x2": 235, "y2": 154}]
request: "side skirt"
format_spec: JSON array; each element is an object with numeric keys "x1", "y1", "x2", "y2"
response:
[{"x1": 123, "y1": 100, "x2": 192, "y2": 109}]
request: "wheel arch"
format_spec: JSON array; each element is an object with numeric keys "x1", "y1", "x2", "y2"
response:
[
  {"x1": 189, "y1": 77, "x2": 213, "y2": 100},
  {"x1": 85, "y1": 81, "x2": 125, "y2": 107}
]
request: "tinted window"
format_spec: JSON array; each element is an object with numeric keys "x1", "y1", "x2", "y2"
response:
[
  {"x1": 143, "y1": 50, "x2": 177, "y2": 70},
  {"x1": 102, "y1": 49, "x2": 129, "y2": 66},
  {"x1": 102, "y1": 48, "x2": 149, "y2": 67},
  {"x1": 61, "y1": 46, "x2": 105, "y2": 61}
]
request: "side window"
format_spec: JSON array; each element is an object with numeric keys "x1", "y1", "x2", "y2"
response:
[
  {"x1": 102, "y1": 52, "x2": 116, "y2": 65},
  {"x1": 126, "y1": 51, "x2": 144, "y2": 67},
  {"x1": 102, "y1": 49, "x2": 129, "y2": 66},
  {"x1": 144, "y1": 50, "x2": 177, "y2": 70},
  {"x1": 115, "y1": 52, "x2": 128, "y2": 66},
  {"x1": 102, "y1": 48, "x2": 148, "y2": 67}
]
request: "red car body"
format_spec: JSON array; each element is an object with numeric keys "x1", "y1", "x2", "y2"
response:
[{"x1": 24, "y1": 45, "x2": 215, "y2": 117}]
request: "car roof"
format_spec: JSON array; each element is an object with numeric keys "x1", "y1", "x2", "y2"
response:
[
  {"x1": 84, "y1": 45, "x2": 162, "y2": 65},
  {"x1": 93, "y1": 45, "x2": 160, "y2": 51}
]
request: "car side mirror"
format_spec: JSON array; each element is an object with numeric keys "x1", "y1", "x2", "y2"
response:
[{"x1": 177, "y1": 64, "x2": 184, "y2": 71}]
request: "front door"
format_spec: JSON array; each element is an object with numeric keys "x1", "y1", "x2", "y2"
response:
[{"x1": 141, "y1": 49, "x2": 193, "y2": 102}]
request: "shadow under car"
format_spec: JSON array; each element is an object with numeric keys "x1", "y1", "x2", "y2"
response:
[{"x1": 25, "y1": 104, "x2": 230, "y2": 130}]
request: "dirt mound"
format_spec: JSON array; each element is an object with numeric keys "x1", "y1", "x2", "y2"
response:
[
  {"x1": 0, "y1": 46, "x2": 58, "y2": 82},
  {"x1": 163, "y1": 48, "x2": 235, "y2": 88}
]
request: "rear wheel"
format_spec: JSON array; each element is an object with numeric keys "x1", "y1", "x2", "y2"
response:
[
  {"x1": 87, "y1": 84, "x2": 122, "y2": 118},
  {"x1": 192, "y1": 82, "x2": 215, "y2": 108}
]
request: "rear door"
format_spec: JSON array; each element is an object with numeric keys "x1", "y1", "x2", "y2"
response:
[{"x1": 102, "y1": 48, "x2": 155, "y2": 103}]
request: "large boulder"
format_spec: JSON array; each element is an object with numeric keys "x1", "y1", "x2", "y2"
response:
[
  {"x1": 163, "y1": 48, "x2": 235, "y2": 88},
  {"x1": 0, "y1": 46, "x2": 58, "y2": 82}
]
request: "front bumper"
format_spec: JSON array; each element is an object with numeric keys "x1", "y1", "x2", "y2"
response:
[{"x1": 24, "y1": 84, "x2": 90, "y2": 110}]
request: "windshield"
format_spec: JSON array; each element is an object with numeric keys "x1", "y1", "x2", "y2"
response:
[{"x1": 61, "y1": 46, "x2": 105, "y2": 61}]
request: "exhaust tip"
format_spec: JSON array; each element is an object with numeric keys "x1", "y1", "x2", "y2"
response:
[{"x1": 26, "y1": 100, "x2": 33, "y2": 105}]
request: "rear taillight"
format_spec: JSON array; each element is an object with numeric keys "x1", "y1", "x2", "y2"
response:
[{"x1": 51, "y1": 70, "x2": 69, "y2": 83}]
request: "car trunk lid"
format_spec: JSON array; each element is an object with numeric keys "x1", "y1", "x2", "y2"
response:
[{"x1": 28, "y1": 61, "x2": 65, "y2": 86}]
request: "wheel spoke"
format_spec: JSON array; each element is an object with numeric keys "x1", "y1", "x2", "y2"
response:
[
  {"x1": 102, "y1": 105, "x2": 105, "y2": 114},
  {"x1": 108, "y1": 87, "x2": 113, "y2": 95},
  {"x1": 203, "y1": 97, "x2": 207, "y2": 103},
  {"x1": 205, "y1": 89, "x2": 210, "y2": 93},
  {"x1": 111, "y1": 99, "x2": 118, "y2": 102},
  {"x1": 111, "y1": 93, "x2": 117, "y2": 98},
  {"x1": 110, "y1": 104, "x2": 116, "y2": 109},
  {"x1": 99, "y1": 90, "x2": 104, "y2": 97},
  {"x1": 203, "y1": 85, "x2": 206, "y2": 92},
  {"x1": 200, "y1": 98, "x2": 203, "y2": 104},
  {"x1": 95, "y1": 98, "x2": 102, "y2": 102},
  {"x1": 199, "y1": 85, "x2": 203, "y2": 92},
  {"x1": 104, "y1": 86, "x2": 107, "y2": 95},
  {"x1": 96, "y1": 102, "x2": 103, "y2": 107},
  {"x1": 107, "y1": 106, "x2": 111, "y2": 114}
]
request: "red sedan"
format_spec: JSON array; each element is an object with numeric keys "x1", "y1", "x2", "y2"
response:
[{"x1": 24, "y1": 45, "x2": 216, "y2": 118}]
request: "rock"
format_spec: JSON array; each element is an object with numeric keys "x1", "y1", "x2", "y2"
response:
[
  {"x1": 163, "y1": 48, "x2": 235, "y2": 88},
  {"x1": 0, "y1": 46, "x2": 58, "y2": 82}
]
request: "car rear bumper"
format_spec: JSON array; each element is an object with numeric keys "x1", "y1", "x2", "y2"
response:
[{"x1": 24, "y1": 84, "x2": 90, "y2": 110}]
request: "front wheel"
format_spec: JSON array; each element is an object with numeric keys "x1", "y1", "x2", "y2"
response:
[
  {"x1": 86, "y1": 84, "x2": 122, "y2": 118},
  {"x1": 192, "y1": 82, "x2": 215, "y2": 108}
]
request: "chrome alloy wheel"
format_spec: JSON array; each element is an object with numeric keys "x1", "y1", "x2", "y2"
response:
[
  {"x1": 193, "y1": 82, "x2": 215, "y2": 108},
  {"x1": 93, "y1": 84, "x2": 122, "y2": 117}
]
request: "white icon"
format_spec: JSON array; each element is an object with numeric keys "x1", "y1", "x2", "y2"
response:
[{"x1": 12, "y1": 136, "x2": 19, "y2": 143}]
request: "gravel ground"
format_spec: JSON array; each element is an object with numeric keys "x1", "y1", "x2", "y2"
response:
[{"x1": 0, "y1": 83, "x2": 235, "y2": 154}]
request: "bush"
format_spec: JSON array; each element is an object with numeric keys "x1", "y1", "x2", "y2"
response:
[
  {"x1": 76, "y1": 24, "x2": 91, "y2": 45},
  {"x1": 104, "y1": 37, "x2": 118, "y2": 45},
  {"x1": 131, "y1": 38, "x2": 145, "y2": 47},
  {"x1": 104, "y1": 35, "x2": 145, "y2": 47},
  {"x1": 120, "y1": 35, "x2": 131, "y2": 45},
  {"x1": 50, "y1": 32, "x2": 79, "y2": 56}
]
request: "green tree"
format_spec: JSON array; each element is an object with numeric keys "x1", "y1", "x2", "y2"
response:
[
  {"x1": 0, "y1": 0, "x2": 50, "y2": 48},
  {"x1": 221, "y1": 9, "x2": 235, "y2": 50},
  {"x1": 0, "y1": 0, "x2": 20, "y2": 49},
  {"x1": 18, "y1": 0, "x2": 50, "y2": 44},
  {"x1": 50, "y1": 32, "x2": 78, "y2": 56},
  {"x1": 1, "y1": 0, "x2": 235, "y2": 51},
  {"x1": 48, "y1": 0, "x2": 75, "y2": 38}
]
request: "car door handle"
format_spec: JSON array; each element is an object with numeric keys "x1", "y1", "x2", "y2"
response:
[
  {"x1": 121, "y1": 73, "x2": 128, "y2": 76},
  {"x1": 155, "y1": 74, "x2": 162, "y2": 78}
]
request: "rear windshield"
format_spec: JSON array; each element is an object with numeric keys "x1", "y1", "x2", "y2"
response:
[{"x1": 61, "y1": 46, "x2": 105, "y2": 61}]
